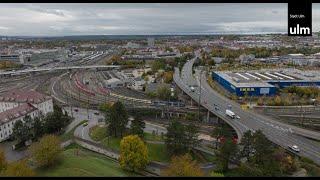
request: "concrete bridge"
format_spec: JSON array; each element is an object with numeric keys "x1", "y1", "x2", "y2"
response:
[{"x1": 0, "y1": 65, "x2": 120, "y2": 76}]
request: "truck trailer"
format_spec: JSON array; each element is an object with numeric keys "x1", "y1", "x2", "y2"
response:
[{"x1": 226, "y1": 109, "x2": 235, "y2": 119}]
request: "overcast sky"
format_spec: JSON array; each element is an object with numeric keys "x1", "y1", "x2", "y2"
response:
[{"x1": 0, "y1": 3, "x2": 319, "y2": 36}]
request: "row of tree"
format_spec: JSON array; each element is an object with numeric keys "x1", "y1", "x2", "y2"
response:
[
  {"x1": 0, "y1": 150, "x2": 35, "y2": 177},
  {"x1": 282, "y1": 86, "x2": 320, "y2": 99},
  {"x1": 0, "y1": 134, "x2": 62, "y2": 177},
  {"x1": 210, "y1": 46, "x2": 320, "y2": 60},
  {"x1": 11, "y1": 104, "x2": 72, "y2": 146},
  {"x1": 212, "y1": 124, "x2": 299, "y2": 176}
]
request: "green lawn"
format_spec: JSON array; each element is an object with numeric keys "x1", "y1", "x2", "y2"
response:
[
  {"x1": 36, "y1": 147, "x2": 137, "y2": 177},
  {"x1": 147, "y1": 143, "x2": 170, "y2": 163},
  {"x1": 101, "y1": 137, "x2": 121, "y2": 151},
  {"x1": 89, "y1": 126, "x2": 214, "y2": 164},
  {"x1": 144, "y1": 132, "x2": 164, "y2": 142},
  {"x1": 60, "y1": 120, "x2": 88, "y2": 142},
  {"x1": 90, "y1": 125, "x2": 108, "y2": 141}
]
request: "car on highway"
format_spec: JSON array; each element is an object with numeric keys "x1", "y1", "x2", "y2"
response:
[
  {"x1": 82, "y1": 122, "x2": 88, "y2": 127},
  {"x1": 190, "y1": 86, "x2": 195, "y2": 92},
  {"x1": 236, "y1": 115, "x2": 240, "y2": 119},
  {"x1": 288, "y1": 145, "x2": 300, "y2": 152}
]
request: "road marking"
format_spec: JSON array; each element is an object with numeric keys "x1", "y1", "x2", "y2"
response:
[{"x1": 81, "y1": 127, "x2": 85, "y2": 138}]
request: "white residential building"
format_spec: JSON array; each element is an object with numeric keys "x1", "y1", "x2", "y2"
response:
[{"x1": 0, "y1": 90, "x2": 53, "y2": 142}]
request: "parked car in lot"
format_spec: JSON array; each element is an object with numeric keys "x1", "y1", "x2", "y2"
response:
[
  {"x1": 74, "y1": 109, "x2": 79, "y2": 112},
  {"x1": 288, "y1": 145, "x2": 300, "y2": 152},
  {"x1": 94, "y1": 112, "x2": 99, "y2": 115}
]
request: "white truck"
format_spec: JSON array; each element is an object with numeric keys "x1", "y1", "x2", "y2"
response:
[
  {"x1": 226, "y1": 109, "x2": 235, "y2": 119},
  {"x1": 190, "y1": 86, "x2": 195, "y2": 92}
]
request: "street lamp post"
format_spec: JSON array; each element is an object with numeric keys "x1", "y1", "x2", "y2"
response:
[
  {"x1": 198, "y1": 68, "x2": 203, "y2": 122},
  {"x1": 167, "y1": 87, "x2": 174, "y2": 120}
]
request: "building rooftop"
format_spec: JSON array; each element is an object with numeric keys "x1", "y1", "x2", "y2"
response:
[
  {"x1": 0, "y1": 103, "x2": 37, "y2": 125},
  {"x1": 214, "y1": 68, "x2": 320, "y2": 87},
  {"x1": 104, "y1": 78, "x2": 123, "y2": 84},
  {"x1": 0, "y1": 89, "x2": 51, "y2": 104}
]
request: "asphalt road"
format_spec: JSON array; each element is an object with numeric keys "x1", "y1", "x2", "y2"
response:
[{"x1": 174, "y1": 54, "x2": 320, "y2": 165}]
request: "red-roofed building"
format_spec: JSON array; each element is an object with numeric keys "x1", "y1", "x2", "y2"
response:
[
  {"x1": 0, "y1": 90, "x2": 53, "y2": 142},
  {"x1": 0, "y1": 103, "x2": 39, "y2": 142},
  {"x1": 0, "y1": 89, "x2": 53, "y2": 115}
]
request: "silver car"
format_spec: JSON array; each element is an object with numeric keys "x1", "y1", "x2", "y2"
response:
[{"x1": 288, "y1": 145, "x2": 300, "y2": 152}]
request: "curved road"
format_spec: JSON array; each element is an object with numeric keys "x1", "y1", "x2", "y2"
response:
[{"x1": 174, "y1": 54, "x2": 320, "y2": 165}]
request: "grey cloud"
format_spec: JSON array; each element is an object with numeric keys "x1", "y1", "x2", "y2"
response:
[{"x1": 0, "y1": 3, "x2": 315, "y2": 36}]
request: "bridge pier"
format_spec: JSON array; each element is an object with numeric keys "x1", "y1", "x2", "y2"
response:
[{"x1": 161, "y1": 110, "x2": 165, "y2": 118}]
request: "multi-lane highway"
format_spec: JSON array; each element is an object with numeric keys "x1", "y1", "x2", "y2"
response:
[{"x1": 174, "y1": 55, "x2": 320, "y2": 165}]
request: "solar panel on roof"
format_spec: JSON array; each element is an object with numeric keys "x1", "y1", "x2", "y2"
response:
[
  {"x1": 265, "y1": 72, "x2": 283, "y2": 80},
  {"x1": 245, "y1": 73, "x2": 261, "y2": 80},
  {"x1": 274, "y1": 72, "x2": 295, "y2": 80},
  {"x1": 236, "y1": 73, "x2": 250, "y2": 80},
  {"x1": 255, "y1": 72, "x2": 272, "y2": 80}
]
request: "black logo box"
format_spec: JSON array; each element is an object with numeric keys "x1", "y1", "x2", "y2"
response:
[{"x1": 288, "y1": 0, "x2": 312, "y2": 36}]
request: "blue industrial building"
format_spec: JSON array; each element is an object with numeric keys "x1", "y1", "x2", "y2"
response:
[{"x1": 212, "y1": 69, "x2": 320, "y2": 96}]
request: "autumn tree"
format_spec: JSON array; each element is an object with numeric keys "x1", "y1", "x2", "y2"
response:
[
  {"x1": 273, "y1": 148, "x2": 298, "y2": 174},
  {"x1": 151, "y1": 59, "x2": 166, "y2": 72},
  {"x1": 29, "y1": 134, "x2": 62, "y2": 167},
  {"x1": 156, "y1": 85, "x2": 171, "y2": 100},
  {"x1": 274, "y1": 96, "x2": 282, "y2": 106},
  {"x1": 163, "y1": 71, "x2": 174, "y2": 83},
  {"x1": 0, "y1": 148, "x2": 7, "y2": 172},
  {"x1": 2, "y1": 160, "x2": 35, "y2": 177},
  {"x1": 163, "y1": 154, "x2": 204, "y2": 177},
  {"x1": 257, "y1": 97, "x2": 264, "y2": 106},
  {"x1": 119, "y1": 135, "x2": 149, "y2": 172}
]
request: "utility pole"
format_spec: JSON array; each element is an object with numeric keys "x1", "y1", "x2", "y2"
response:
[
  {"x1": 198, "y1": 69, "x2": 202, "y2": 122},
  {"x1": 87, "y1": 95, "x2": 90, "y2": 120},
  {"x1": 68, "y1": 74, "x2": 73, "y2": 118}
]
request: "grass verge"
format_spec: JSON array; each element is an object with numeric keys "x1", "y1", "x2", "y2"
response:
[{"x1": 36, "y1": 146, "x2": 137, "y2": 177}]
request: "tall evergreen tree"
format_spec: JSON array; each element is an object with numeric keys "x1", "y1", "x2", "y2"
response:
[
  {"x1": 216, "y1": 138, "x2": 238, "y2": 172},
  {"x1": 165, "y1": 120, "x2": 187, "y2": 156},
  {"x1": 107, "y1": 101, "x2": 128, "y2": 138},
  {"x1": 130, "y1": 116, "x2": 145, "y2": 138},
  {"x1": 239, "y1": 130, "x2": 254, "y2": 160},
  {"x1": 165, "y1": 120, "x2": 199, "y2": 156}
]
